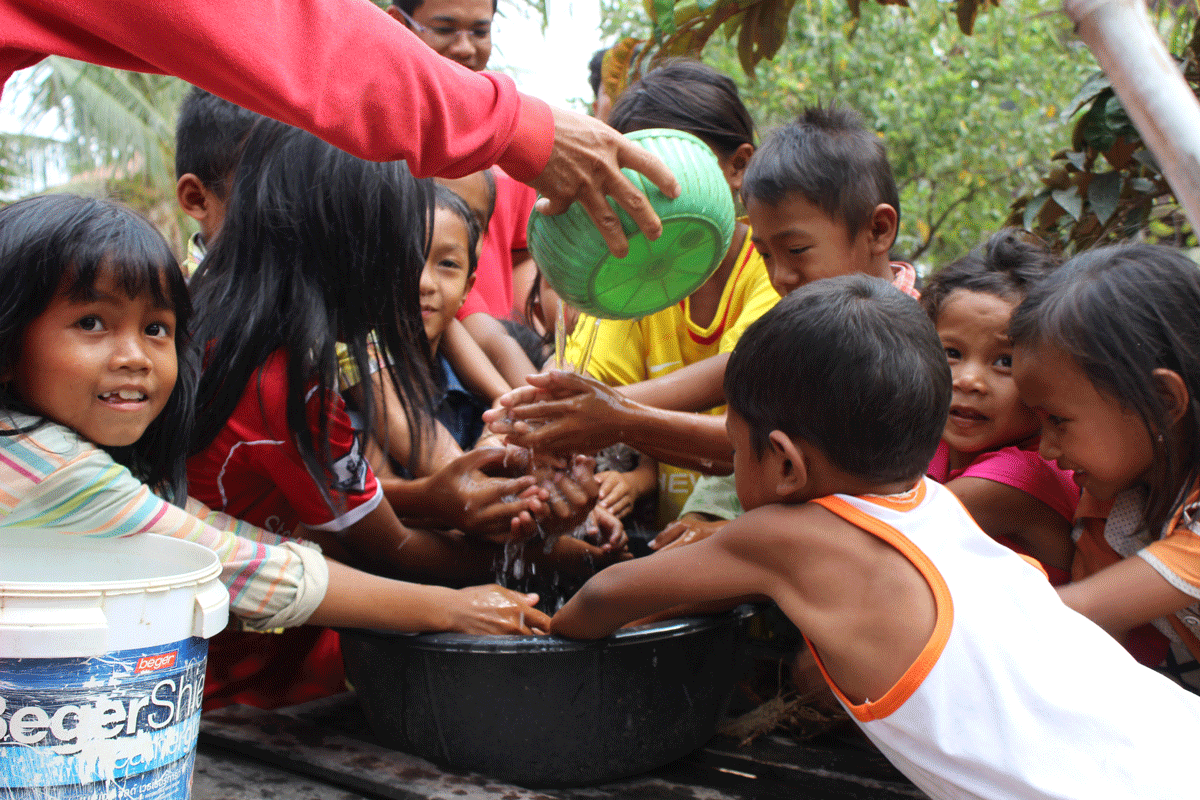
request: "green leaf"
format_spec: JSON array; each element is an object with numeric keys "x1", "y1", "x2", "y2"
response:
[
  {"x1": 1129, "y1": 177, "x2": 1157, "y2": 193},
  {"x1": 1052, "y1": 186, "x2": 1082, "y2": 221},
  {"x1": 1024, "y1": 190, "x2": 1051, "y2": 230},
  {"x1": 1132, "y1": 148, "x2": 1160, "y2": 172},
  {"x1": 1065, "y1": 71, "x2": 1112, "y2": 117},
  {"x1": 1087, "y1": 171, "x2": 1122, "y2": 224}
]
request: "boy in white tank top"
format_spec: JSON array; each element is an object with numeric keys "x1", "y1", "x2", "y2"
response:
[{"x1": 552, "y1": 275, "x2": 1200, "y2": 800}]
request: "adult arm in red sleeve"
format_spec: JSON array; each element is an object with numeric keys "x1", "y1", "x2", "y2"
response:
[{"x1": 2, "y1": 0, "x2": 679, "y2": 255}]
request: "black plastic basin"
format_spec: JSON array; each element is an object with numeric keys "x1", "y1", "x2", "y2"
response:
[{"x1": 340, "y1": 606, "x2": 753, "y2": 787}]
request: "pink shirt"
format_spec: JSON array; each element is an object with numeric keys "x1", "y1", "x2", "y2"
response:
[{"x1": 927, "y1": 440, "x2": 1080, "y2": 523}]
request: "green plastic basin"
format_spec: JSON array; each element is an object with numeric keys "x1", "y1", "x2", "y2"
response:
[{"x1": 527, "y1": 128, "x2": 736, "y2": 320}]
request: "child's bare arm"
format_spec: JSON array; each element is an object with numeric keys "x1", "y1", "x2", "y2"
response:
[
  {"x1": 944, "y1": 477, "x2": 1074, "y2": 572},
  {"x1": 461, "y1": 311, "x2": 539, "y2": 389},
  {"x1": 1058, "y1": 556, "x2": 1195, "y2": 640},
  {"x1": 442, "y1": 317, "x2": 512, "y2": 402},
  {"x1": 551, "y1": 512, "x2": 782, "y2": 639},
  {"x1": 619, "y1": 353, "x2": 729, "y2": 412}
]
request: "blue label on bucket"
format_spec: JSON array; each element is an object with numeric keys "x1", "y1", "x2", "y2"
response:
[{"x1": 0, "y1": 637, "x2": 206, "y2": 799}]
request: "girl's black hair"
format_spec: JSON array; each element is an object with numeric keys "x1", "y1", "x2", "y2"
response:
[
  {"x1": 0, "y1": 194, "x2": 195, "y2": 500},
  {"x1": 433, "y1": 183, "x2": 481, "y2": 277},
  {"x1": 608, "y1": 59, "x2": 755, "y2": 156},
  {"x1": 1009, "y1": 243, "x2": 1200, "y2": 537},
  {"x1": 189, "y1": 119, "x2": 435, "y2": 502},
  {"x1": 922, "y1": 228, "x2": 1059, "y2": 322}
]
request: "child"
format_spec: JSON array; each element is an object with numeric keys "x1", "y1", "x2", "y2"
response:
[
  {"x1": 558, "y1": 59, "x2": 778, "y2": 526},
  {"x1": 173, "y1": 87, "x2": 262, "y2": 277},
  {"x1": 420, "y1": 184, "x2": 491, "y2": 450},
  {"x1": 186, "y1": 120, "x2": 591, "y2": 707},
  {"x1": 922, "y1": 229, "x2": 1078, "y2": 580},
  {"x1": 486, "y1": 102, "x2": 916, "y2": 489},
  {"x1": 1012, "y1": 243, "x2": 1200, "y2": 690},
  {"x1": 0, "y1": 194, "x2": 550, "y2": 706},
  {"x1": 553, "y1": 275, "x2": 1200, "y2": 799}
]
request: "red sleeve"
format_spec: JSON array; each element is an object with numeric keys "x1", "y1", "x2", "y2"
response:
[
  {"x1": 456, "y1": 289, "x2": 493, "y2": 320},
  {"x1": 1, "y1": 0, "x2": 554, "y2": 180},
  {"x1": 956, "y1": 446, "x2": 1080, "y2": 523}
]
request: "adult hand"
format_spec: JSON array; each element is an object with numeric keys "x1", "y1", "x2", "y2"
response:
[
  {"x1": 448, "y1": 585, "x2": 550, "y2": 634},
  {"x1": 529, "y1": 106, "x2": 680, "y2": 258},
  {"x1": 482, "y1": 370, "x2": 634, "y2": 456},
  {"x1": 651, "y1": 513, "x2": 730, "y2": 552}
]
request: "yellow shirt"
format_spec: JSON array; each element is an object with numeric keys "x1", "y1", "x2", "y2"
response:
[{"x1": 563, "y1": 230, "x2": 778, "y2": 525}]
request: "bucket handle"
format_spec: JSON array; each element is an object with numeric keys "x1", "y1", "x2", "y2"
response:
[{"x1": 193, "y1": 580, "x2": 229, "y2": 639}]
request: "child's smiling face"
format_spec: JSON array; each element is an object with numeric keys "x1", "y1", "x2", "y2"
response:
[
  {"x1": 936, "y1": 289, "x2": 1039, "y2": 460},
  {"x1": 420, "y1": 207, "x2": 475, "y2": 351},
  {"x1": 1013, "y1": 341, "x2": 1154, "y2": 501},
  {"x1": 12, "y1": 269, "x2": 177, "y2": 447}
]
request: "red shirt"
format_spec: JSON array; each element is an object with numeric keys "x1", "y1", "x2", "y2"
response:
[
  {"x1": 458, "y1": 168, "x2": 538, "y2": 320},
  {"x1": 187, "y1": 350, "x2": 379, "y2": 711},
  {"x1": 1, "y1": 0, "x2": 553, "y2": 181},
  {"x1": 186, "y1": 350, "x2": 381, "y2": 536}
]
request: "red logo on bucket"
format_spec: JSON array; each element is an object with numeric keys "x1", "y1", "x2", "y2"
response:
[{"x1": 134, "y1": 651, "x2": 178, "y2": 673}]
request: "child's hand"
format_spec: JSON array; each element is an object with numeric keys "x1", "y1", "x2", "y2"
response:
[
  {"x1": 530, "y1": 453, "x2": 601, "y2": 537},
  {"x1": 596, "y1": 470, "x2": 637, "y2": 518},
  {"x1": 651, "y1": 513, "x2": 729, "y2": 552},
  {"x1": 482, "y1": 371, "x2": 634, "y2": 456},
  {"x1": 585, "y1": 505, "x2": 629, "y2": 553},
  {"x1": 418, "y1": 447, "x2": 543, "y2": 542},
  {"x1": 447, "y1": 585, "x2": 550, "y2": 635}
]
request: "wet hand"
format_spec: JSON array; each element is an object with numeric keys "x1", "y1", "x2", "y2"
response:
[
  {"x1": 482, "y1": 371, "x2": 632, "y2": 456},
  {"x1": 417, "y1": 447, "x2": 543, "y2": 542},
  {"x1": 651, "y1": 514, "x2": 729, "y2": 552},
  {"x1": 530, "y1": 106, "x2": 680, "y2": 258},
  {"x1": 530, "y1": 453, "x2": 600, "y2": 537},
  {"x1": 596, "y1": 470, "x2": 636, "y2": 519},
  {"x1": 448, "y1": 584, "x2": 550, "y2": 635},
  {"x1": 585, "y1": 505, "x2": 628, "y2": 553}
]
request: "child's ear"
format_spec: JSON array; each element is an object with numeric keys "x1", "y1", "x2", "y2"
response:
[
  {"x1": 720, "y1": 143, "x2": 755, "y2": 196},
  {"x1": 1152, "y1": 367, "x2": 1190, "y2": 425},
  {"x1": 867, "y1": 204, "x2": 899, "y2": 256},
  {"x1": 176, "y1": 174, "x2": 211, "y2": 223},
  {"x1": 461, "y1": 272, "x2": 477, "y2": 305},
  {"x1": 768, "y1": 430, "x2": 808, "y2": 497}
]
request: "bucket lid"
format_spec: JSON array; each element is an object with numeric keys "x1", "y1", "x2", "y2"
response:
[{"x1": 528, "y1": 128, "x2": 736, "y2": 320}]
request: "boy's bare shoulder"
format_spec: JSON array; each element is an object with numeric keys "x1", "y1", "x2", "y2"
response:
[{"x1": 721, "y1": 499, "x2": 879, "y2": 572}]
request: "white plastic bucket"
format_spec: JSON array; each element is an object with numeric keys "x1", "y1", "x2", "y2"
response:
[{"x1": 0, "y1": 530, "x2": 228, "y2": 800}]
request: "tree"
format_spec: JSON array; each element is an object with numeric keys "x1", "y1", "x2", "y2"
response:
[
  {"x1": 0, "y1": 60, "x2": 189, "y2": 247},
  {"x1": 602, "y1": 0, "x2": 1097, "y2": 269}
]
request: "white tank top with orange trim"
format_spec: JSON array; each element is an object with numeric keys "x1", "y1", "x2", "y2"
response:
[{"x1": 810, "y1": 477, "x2": 1200, "y2": 800}]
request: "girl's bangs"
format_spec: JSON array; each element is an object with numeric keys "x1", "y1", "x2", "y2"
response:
[{"x1": 62, "y1": 213, "x2": 189, "y2": 323}]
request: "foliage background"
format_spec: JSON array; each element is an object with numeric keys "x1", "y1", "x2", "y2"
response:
[{"x1": 603, "y1": 0, "x2": 1098, "y2": 270}]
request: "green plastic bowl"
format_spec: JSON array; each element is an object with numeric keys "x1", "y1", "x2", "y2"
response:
[{"x1": 527, "y1": 128, "x2": 736, "y2": 320}]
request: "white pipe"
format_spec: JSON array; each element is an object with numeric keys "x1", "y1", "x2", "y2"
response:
[{"x1": 1063, "y1": 0, "x2": 1200, "y2": 232}]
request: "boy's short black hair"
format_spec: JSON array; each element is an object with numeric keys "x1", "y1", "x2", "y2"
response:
[
  {"x1": 742, "y1": 103, "x2": 900, "y2": 239},
  {"x1": 174, "y1": 87, "x2": 263, "y2": 194},
  {"x1": 725, "y1": 275, "x2": 949, "y2": 484},
  {"x1": 588, "y1": 48, "x2": 607, "y2": 99}
]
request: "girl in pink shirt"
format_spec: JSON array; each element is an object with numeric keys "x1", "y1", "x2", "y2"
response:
[{"x1": 923, "y1": 229, "x2": 1078, "y2": 582}]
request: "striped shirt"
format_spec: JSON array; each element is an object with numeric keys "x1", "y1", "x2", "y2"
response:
[{"x1": 0, "y1": 412, "x2": 327, "y2": 630}]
